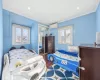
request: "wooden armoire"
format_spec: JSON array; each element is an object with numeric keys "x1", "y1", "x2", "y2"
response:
[
  {"x1": 42, "y1": 36, "x2": 55, "y2": 53},
  {"x1": 79, "y1": 45, "x2": 100, "y2": 80}
]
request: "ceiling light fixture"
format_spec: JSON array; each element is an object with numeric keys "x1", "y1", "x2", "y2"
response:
[
  {"x1": 28, "y1": 7, "x2": 31, "y2": 10},
  {"x1": 77, "y1": 7, "x2": 80, "y2": 10}
]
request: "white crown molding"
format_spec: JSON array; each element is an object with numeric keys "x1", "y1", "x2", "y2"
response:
[
  {"x1": 57, "y1": 10, "x2": 95, "y2": 24},
  {"x1": 55, "y1": 0, "x2": 100, "y2": 24},
  {"x1": 94, "y1": 0, "x2": 100, "y2": 12},
  {"x1": 3, "y1": 0, "x2": 100, "y2": 25}
]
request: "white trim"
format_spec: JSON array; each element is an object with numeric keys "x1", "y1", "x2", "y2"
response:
[
  {"x1": 12, "y1": 24, "x2": 30, "y2": 45},
  {"x1": 94, "y1": 0, "x2": 100, "y2": 12},
  {"x1": 57, "y1": 11, "x2": 95, "y2": 24},
  {"x1": 54, "y1": 1, "x2": 100, "y2": 24}
]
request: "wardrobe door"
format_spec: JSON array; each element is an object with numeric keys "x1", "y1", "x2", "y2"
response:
[
  {"x1": 80, "y1": 47, "x2": 94, "y2": 80},
  {"x1": 42, "y1": 37, "x2": 45, "y2": 52},
  {"x1": 92, "y1": 48, "x2": 100, "y2": 80},
  {"x1": 48, "y1": 36, "x2": 55, "y2": 53},
  {"x1": 45, "y1": 36, "x2": 48, "y2": 53}
]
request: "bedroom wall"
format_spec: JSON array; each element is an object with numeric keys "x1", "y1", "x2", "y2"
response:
[
  {"x1": 50, "y1": 12, "x2": 96, "y2": 50},
  {"x1": 3, "y1": 9, "x2": 39, "y2": 53},
  {"x1": 0, "y1": 0, "x2": 3, "y2": 77},
  {"x1": 96, "y1": 3, "x2": 100, "y2": 32}
]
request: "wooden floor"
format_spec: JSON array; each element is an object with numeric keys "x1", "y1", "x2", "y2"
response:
[
  {"x1": 40, "y1": 53, "x2": 53, "y2": 68},
  {"x1": 44, "y1": 57, "x2": 53, "y2": 68}
]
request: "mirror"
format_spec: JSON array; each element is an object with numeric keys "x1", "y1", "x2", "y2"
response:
[{"x1": 38, "y1": 24, "x2": 49, "y2": 54}]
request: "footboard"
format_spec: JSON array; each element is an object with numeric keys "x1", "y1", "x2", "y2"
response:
[{"x1": 10, "y1": 59, "x2": 46, "y2": 80}]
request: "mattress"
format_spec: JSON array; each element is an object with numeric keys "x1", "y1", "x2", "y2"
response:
[
  {"x1": 54, "y1": 51, "x2": 79, "y2": 62},
  {"x1": 2, "y1": 49, "x2": 46, "y2": 80},
  {"x1": 47, "y1": 50, "x2": 79, "y2": 76},
  {"x1": 8, "y1": 49, "x2": 40, "y2": 71}
]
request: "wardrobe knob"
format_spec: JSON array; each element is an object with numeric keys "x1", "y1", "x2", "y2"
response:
[
  {"x1": 79, "y1": 67, "x2": 85, "y2": 71},
  {"x1": 78, "y1": 57, "x2": 81, "y2": 61}
]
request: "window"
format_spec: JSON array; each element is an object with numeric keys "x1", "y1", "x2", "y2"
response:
[
  {"x1": 58, "y1": 26, "x2": 73, "y2": 45},
  {"x1": 12, "y1": 24, "x2": 30, "y2": 45}
]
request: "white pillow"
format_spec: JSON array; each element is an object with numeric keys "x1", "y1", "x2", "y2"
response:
[{"x1": 68, "y1": 46, "x2": 79, "y2": 52}]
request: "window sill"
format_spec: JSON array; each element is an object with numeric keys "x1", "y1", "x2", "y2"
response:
[{"x1": 12, "y1": 43, "x2": 30, "y2": 45}]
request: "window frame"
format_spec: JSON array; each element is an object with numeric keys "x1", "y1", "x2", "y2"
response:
[
  {"x1": 58, "y1": 26, "x2": 73, "y2": 45},
  {"x1": 12, "y1": 24, "x2": 30, "y2": 45}
]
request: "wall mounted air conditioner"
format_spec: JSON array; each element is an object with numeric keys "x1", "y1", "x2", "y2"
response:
[{"x1": 50, "y1": 23, "x2": 58, "y2": 28}]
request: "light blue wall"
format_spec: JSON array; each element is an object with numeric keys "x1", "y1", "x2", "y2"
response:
[
  {"x1": 96, "y1": 3, "x2": 100, "y2": 31},
  {"x1": 50, "y1": 13, "x2": 96, "y2": 50},
  {"x1": 31, "y1": 23, "x2": 38, "y2": 53},
  {"x1": 3, "y1": 10, "x2": 39, "y2": 53},
  {"x1": 0, "y1": 0, "x2": 3, "y2": 77}
]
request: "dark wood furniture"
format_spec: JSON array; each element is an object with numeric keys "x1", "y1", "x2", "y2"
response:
[
  {"x1": 79, "y1": 45, "x2": 100, "y2": 80},
  {"x1": 42, "y1": 36, "x2": 55, "y2": 53}
]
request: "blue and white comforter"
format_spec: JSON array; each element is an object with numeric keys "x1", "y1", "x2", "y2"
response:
[
  {"x1": 54, "y1": 51, "x2": 79, "y2": 62},
  {"x1": 8, "y1": 49, "x2": 41, "y2": 71}
]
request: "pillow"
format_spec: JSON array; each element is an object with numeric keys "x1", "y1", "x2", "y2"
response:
[
  {"x1": 20, "y1": 46, "x2": 26, "y2": 49},
  {"x1": 68, "y1": 46, "x2": 79, "y2": 52},
  {"x1": 9, "y1": 47, "x2": 16, "y2": 51}
]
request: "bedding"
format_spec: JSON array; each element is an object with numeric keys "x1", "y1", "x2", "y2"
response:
[
  {"x1": 2, "y1": 49, "x2": 46, "y2": 80},
  {"x1": 54, "y1": 50, "x2": 79, "y2": 62},
  {"x1": 8, "y1": 49, "x2": 38, "y2": 71},
  {"x1": 47, "y1": 50, "x2": 79, "y2": 77}
]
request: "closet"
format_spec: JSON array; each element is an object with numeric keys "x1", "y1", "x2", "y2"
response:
[{"x1": 42, "y1": 36, "x2": 55, "y2": 53}]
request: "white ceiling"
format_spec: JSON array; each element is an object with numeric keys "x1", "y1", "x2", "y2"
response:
[{"x1": 3, "y1": 0, "x2": 100, "y2": 25}]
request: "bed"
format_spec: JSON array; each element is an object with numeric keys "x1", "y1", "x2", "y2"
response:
[
  {"x1": 2, "y1": 48, "x2": 46, "y2": 80},
  {"x1": 47, "y1": 50, "x2": 80, "y2": 77}
]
